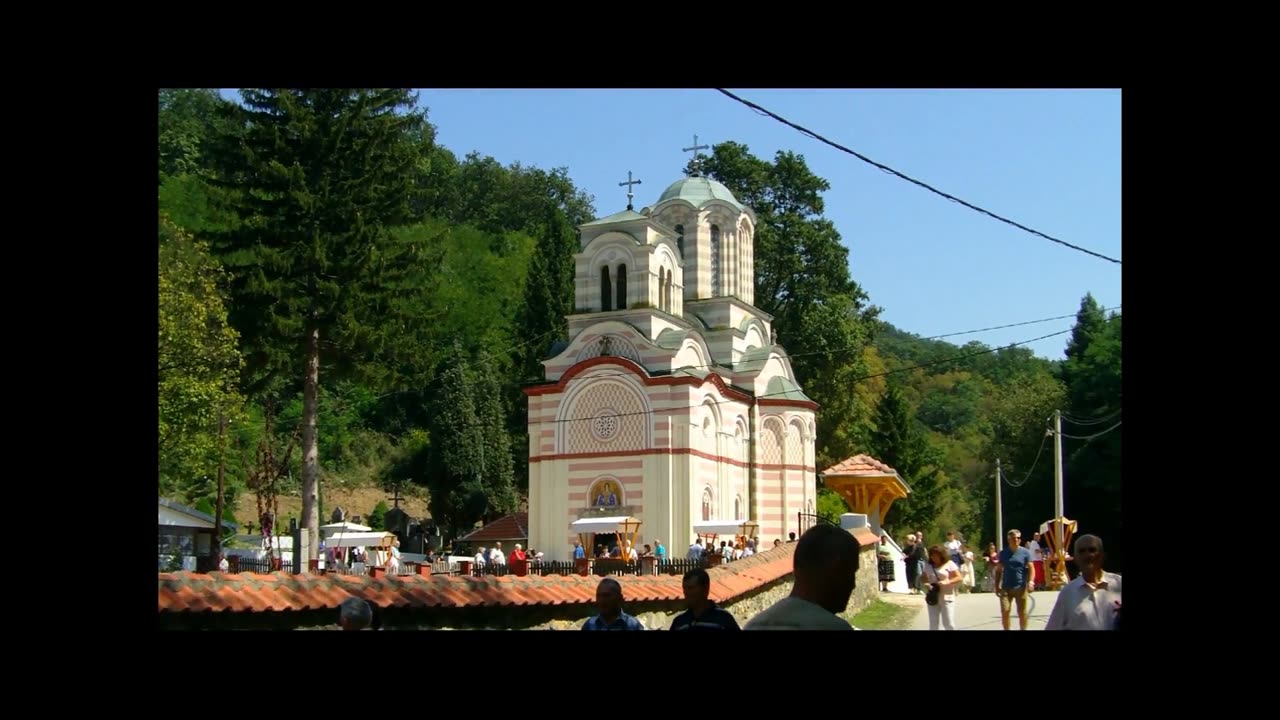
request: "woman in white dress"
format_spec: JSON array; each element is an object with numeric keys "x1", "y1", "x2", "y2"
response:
[{"x1": 960, "y1": 545, "x2": 976, "y2": 593}]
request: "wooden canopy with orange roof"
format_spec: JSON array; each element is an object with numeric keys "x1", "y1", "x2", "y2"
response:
[{"x1": 820, "y1": 455, "x2": 911, "y2": 534}]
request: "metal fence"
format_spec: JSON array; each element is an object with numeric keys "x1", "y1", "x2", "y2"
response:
[
  {"x1": 214, "y1": 553, "x2": 719, "y2": 578},
  {"x1": 461, "y1": 556, "x2": 711, "y2": 577},
  {"x1": 796, "y1": 511, "x2": 841, "y2": 535}
]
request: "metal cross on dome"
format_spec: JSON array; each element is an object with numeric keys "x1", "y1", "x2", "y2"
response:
[
  {"x1": 683, "y1": 134, "x2": 710, "y2": 175},
  {"x1": 619, "y1": 171, "x2": 642, "y2": 211}
]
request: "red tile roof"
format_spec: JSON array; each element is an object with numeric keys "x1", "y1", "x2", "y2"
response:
[
  {"x1": 850, "y1": 526, "x2": 881, "y2": 547},
  {"x1": 823, "y1": 454, "x2": 897, "y2": 477},
  {"x1": 459, "y1": 513, "x2": 529, "y2": 544},
  {"x1": 158, "y1": 529, "x2": 884, "y2": 617},
  {"x1": 159, "y1": 540, "x2": 806, "y2": 615}
]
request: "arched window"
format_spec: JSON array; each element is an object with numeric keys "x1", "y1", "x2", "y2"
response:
[
  {"x1": 710, "y1": 224, "x2": 721, "y2": 295},
  {"x1": 702, "y1": 488, "x2": 713, "y2": 522},
  {"x1": 658, "y1": 267, "x2": 667, "y2": 311},
  {"x1": 616, "y1": 264, "x2": 627, "y2": 310},
  {"x1": 600, "y1": 265, "x2": 612, "y2": 312},
  {"x1": 675, "y1": 224, "x2": 684, "y2": 259},
  {"x1": 665, "y1": 268, "x2": 673, "y2": 311},
  {"x1": 734, "y1": 496, "x2": 742, "y2": 521}
]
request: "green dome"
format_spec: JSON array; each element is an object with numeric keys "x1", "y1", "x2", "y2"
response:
[{"x1": 655, "y1": 176, "x2": 744, "y2": 211}]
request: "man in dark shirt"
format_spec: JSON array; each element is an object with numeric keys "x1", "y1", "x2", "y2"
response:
[
  {"x1": 582, "y1": 577, "x2": 645, "y2": 630},
  {"x1": 670, "y1": 568, "x2": 741, "y2": 631}
]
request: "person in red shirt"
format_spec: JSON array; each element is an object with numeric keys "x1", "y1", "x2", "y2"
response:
[{"x1": 509, "y1": 544, "x2": 527, "y2": 563}]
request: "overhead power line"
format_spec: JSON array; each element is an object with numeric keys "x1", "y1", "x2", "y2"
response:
[
  {"x1": 219, "y1": 304, "x2": 1102, "y2": 435},
  {"x1": 1062, "y1": 408, "x2": 1121, "y2": 426},
  {"x1": 526, "y1": 326, "x2": 1075, "y2": 427},
  {"x1": 1058, "y1": 420, "x2": 1121, "y2": 441},
  {"x1": 713, "y1": 88, "x2": 1122, "y2": 266}
]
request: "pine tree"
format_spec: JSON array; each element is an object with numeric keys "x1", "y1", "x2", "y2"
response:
[
  {"x1": 1061, "y1": 293, "x2": 1107, "y2": 392},
  {"x1": 871, "y1": 384, "x2": 942, "y2": 531},
  {"x1": 204, "y1": 89, "x2": 430, "y2": 560}
]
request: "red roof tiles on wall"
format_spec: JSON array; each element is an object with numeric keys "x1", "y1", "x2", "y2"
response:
[
  {"x1": 160, "y1": 541, "x2": 802, "y2": 615},
  {"x1": 159, "y1": 531, "x2": 880, "y2": 617}
]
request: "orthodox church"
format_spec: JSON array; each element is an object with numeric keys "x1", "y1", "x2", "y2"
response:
[{"x1": 525, "y1": 149, "x2": 817, "y2": 560}]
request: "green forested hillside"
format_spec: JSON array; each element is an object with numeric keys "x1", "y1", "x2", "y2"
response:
[{"x1": 158, "y1": 89, "x2": 1121, "y2": 567}]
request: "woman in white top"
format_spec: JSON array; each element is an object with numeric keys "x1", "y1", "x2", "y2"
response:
[
  {"x1": 923, "y1": 545, "x2": 963, "y2": 630},
  {"x1": 388, "y1": 539, "x2": 402, "y2": 574},
  {"x1": 960, "y1": 545, "x2": 976, "y2": 593}
]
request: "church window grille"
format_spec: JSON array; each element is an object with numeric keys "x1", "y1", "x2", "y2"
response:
[{"x1": 710, "y1": 224, "x2": 721, "y2": 295}]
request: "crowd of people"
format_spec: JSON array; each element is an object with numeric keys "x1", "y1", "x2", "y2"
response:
[{"x1": 334, "y1": 524, "x2": 1120, "y2": 631}]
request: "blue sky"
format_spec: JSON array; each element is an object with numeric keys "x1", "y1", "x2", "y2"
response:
[{"x1": 221, "y1": 89, "x2": 1121, "y2": 359}]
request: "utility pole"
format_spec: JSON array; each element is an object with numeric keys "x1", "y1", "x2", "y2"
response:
[
  {"x1": 995, "y1": 458, "x2": 1003, "y2": 545},
  {"x1": 1051, "y1": 409, "x2": 1066, "y2": 588},
  {"x1": 1053, "y1": 410, "x2": 1064, "y2": 548}
]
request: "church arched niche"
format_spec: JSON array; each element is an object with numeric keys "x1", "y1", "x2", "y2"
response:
[
  {"x1": 588, "y1": 477, "x2": 625, "y2": 509},
  {"x1": 600, "y1": 266, "x2": 612, "y2": 312},
  {"x1": 616, "y1": 264, "x2": 627, "y2": 310},
  {"x1": 760, "y1": 416, "x2": 785, "y2": 465},
  {"x1": 701, "y1": 486, "x2": 714, "y2": 521},
  {"x1": 558, "y1": 375, "x2": 651, "y2": 453},
  {"x1": 734, "y1": 495, "x2": 742, "y2": 521}
]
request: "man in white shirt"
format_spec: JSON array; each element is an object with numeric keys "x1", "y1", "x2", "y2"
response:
[
  {"x1": 1045, "y1": 534, "x2": 1121, "y2": 631},
  {"x1": 945, "y1": 531, "x2": 963, "y2": 566},
  {"x1": 1026, "y1": 532, "x2": 1045, "y2": 589},
  {"x1": 688, "y1": 538, "x2": 704, "y2": 560}
]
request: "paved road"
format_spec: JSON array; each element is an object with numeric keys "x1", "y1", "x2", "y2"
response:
[{"x1": 906, "y1": 590, "x2": 1060, "y2": 630}]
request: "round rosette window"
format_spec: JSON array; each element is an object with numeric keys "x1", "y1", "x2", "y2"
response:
[{"x1": 591, "y1": 409, "x2": 620, "y2": 442}]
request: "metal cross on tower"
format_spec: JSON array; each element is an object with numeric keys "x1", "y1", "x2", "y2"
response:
[
  {"x1": 388, "y1": 482, "x2": 404, "y2": 510},
  {"x1": 619, "y1": 170, "x2": 642, "y2": 211},
  {"x1": 683, "y1": 134, "x2": 710, "y2": 175}
]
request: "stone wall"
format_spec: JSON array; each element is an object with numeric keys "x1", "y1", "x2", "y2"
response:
[
  {"x1": 529, "y1": 575, "x2": 796, "y2": 631},
  {"x1": 848, "y1": 543, "x2": 879, "y2": 616}
]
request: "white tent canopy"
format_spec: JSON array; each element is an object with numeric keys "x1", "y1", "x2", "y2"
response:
[
  {"x1": 320, "y1": 521, "x2": 373, "y2": 535},
  {"x1": 691, "y1": 521, "x2": 754, "y2": 536},
  {"x1": 322, "y1": 531, "x2": 394, "y2": 549},
  {"x1": 570, "y1": 516, "x2": 641, "y2": 534}
]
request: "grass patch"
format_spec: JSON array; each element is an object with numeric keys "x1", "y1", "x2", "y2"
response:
[{"x1": 846, "y1": 600, "x2": 916, "y2": 630}]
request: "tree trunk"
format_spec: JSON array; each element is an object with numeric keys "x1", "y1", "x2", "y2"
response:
[{"x1": 301, "y1": 323, "x2": 321, "y2": 564}]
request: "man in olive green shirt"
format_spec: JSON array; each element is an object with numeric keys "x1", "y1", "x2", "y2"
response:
[{"x1": 744, "y1": 524, "x2": 859, "y2": 631}]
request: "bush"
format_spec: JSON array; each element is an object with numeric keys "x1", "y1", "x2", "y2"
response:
[{"x1": 368, "y1": 500, "x2": 389, "y2": 530}]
